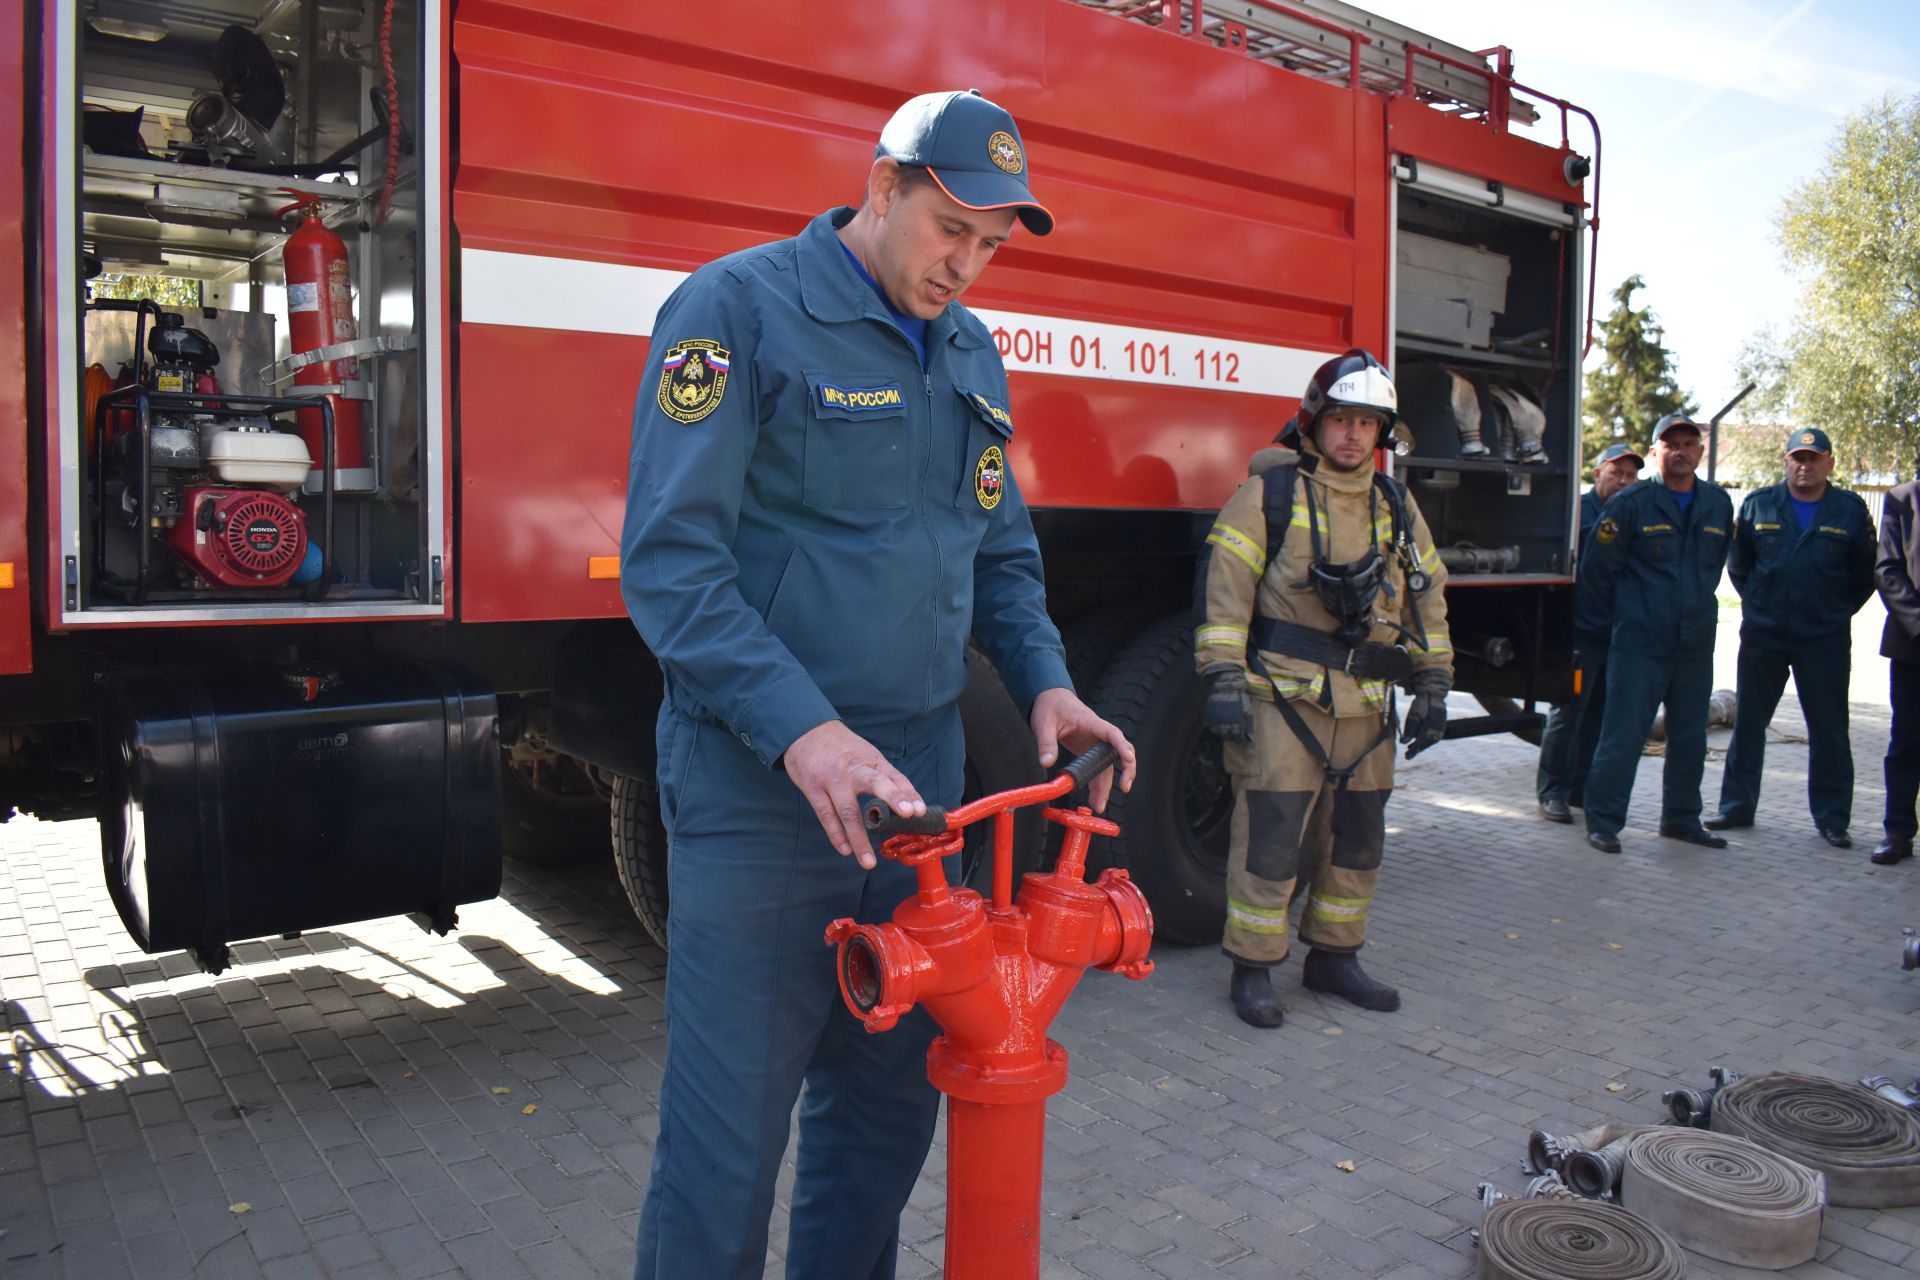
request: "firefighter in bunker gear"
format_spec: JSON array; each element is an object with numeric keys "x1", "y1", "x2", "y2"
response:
[
  {"x1": 621, "y1": 90, "x2": 1133, "y2": 1280},
  {"x1": 1194, "y1": 351, "x2": 1453, "y2": 1028}
]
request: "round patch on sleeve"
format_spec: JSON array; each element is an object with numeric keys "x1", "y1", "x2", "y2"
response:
[
  {"x1": 975, "y1": 446, "x2": 1005, "y2": 510},
  {"x1": 1595, "y1": 517, "x2": 1619, "y2": 545},
  {"x1": 656, "y1": 339, "x2": 731, "y2": 424}
]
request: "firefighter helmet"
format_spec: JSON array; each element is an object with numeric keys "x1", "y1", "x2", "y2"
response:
[{"x1": 1295, "y1": 348, "x2": 1398, "y2": 447}]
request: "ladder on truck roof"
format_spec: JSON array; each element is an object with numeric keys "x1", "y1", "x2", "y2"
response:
[{"x1": 1077, "y1": 0, "x2": 1538, "y2": 126}]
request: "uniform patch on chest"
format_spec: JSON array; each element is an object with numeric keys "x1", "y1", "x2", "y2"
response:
[
  {"x1": 816, "y1": 381, "x2": 906, "y2": 413},
  {"x1": 975, "y1": 446, "x2": 1005, "y2": 510},
  {"x1": 967, "y1": 392, "x2": 1014, "y2": 433},
  {"x1": 657, "y1": 339, "x2": 731, "y2": 424}
]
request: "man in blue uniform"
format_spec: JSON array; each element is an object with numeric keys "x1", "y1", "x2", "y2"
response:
[
  {"x1": 1537, "y1": 441, "x2": 1644, "y2": 822},
  {"x1": 1705, "y1": 428, "x2": 1874, "y2": 846},
  {"x1": 1580, "y1": 414, "x2": 1735, "y2": 854},
  {"x1": 1872, "y1": 446, "x2": 1920, "y2": 865},
  {"x1": 620, "y1": 91, "x2": 1135, "y2": 1280}
]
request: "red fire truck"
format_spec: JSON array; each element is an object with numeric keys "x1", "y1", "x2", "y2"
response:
[{"x1": 0, "y1": 0, "x2": 1598, "y2": 967}]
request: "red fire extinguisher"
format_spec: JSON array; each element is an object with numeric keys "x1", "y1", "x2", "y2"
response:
[{"x1": 275, "y1": 193, "x2": 369, "y2": 485}]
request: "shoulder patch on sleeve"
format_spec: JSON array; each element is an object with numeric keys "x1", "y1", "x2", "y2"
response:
[
  {"x1": 1595, "y1": 517, "x2": 1619, "y2": 545},
  {"x1": 656, "y1": 339, "x2": 732, "y2": 424}
]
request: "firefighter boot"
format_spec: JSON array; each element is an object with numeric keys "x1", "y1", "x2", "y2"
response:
[
  {"x1": 1229, "y1": 962, "x2": 1284, "y2": 1029},
  {"x1": 1302, "y1": 948, "x2": 1401, "y2": 1012}
]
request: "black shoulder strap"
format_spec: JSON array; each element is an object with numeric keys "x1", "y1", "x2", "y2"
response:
[
  {"x1": 1261, "y1": 464, "x2": 1298, "y2": 567},
  {"x1": 1371, "y1": 469, "x2": 1411, "y2": 544}
]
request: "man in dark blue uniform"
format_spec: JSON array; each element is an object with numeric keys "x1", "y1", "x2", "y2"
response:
[
  {"x1": 1580, "y1": 414, "x2": 1735, "y2": 854},
  {"x1": 620, "y1": 91, "x2": 1135, "y2": 1280},
  {"x1": 1706, "y1": 428, "x2": 1874, "y2": 846},
  {"x1": 1537, "y1": 441, "x2": 1644, "y2": 822},
  {"x1": 1873, "y1": 447, "x2": 1920, "y2": 865}
]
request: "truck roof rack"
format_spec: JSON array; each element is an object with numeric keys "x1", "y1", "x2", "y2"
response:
[{"x1": 1077, "y1": 0, "x2": 1538, "y2": 126}]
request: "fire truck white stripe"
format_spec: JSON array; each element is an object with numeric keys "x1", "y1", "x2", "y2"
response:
[{"x1": 460, "y1": 249, "x2": 1330, "y2": 397}]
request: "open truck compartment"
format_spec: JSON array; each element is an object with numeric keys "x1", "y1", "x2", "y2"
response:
[
  {"x1": 53, "y1": 0, "x2": 445, "y2": 624},
  {"x1": 1391, "y1": 169, "x2": 1584, "y2": 586}
]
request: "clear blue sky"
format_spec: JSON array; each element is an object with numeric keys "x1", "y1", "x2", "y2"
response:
[{"x1": 1366, "y1": 0, "x2": 1920, "y2": 418}]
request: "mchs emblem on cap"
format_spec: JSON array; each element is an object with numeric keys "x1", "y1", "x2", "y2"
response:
[
  {"x1": 987, "y1": 130, "x2": 1024, "y2": 174},
  {"x1": 1799, "y1": 432, "x2": 1817, "y2": 445}
]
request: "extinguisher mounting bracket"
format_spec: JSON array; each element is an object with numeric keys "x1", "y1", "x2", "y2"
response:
[{"x1": 266, "y1": 333, "x2": 418, "y2": 385}]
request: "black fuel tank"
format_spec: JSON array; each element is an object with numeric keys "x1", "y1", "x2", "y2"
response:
[{"x1": 99, "y1": 659, "x2": 501, "y2": 972}]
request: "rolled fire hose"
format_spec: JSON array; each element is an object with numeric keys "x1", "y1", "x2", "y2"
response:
[
  {"x1": 1710, "y1": 1071, "x2": 1920, "y2": 1207},
  {"x1": 1617, "y1": 1127, "x2": 1824, "y2": 1269},
  {"x1": 1491, "y1": 386, "x2": 1548, "y2": 462},
  {"x1": 1648, "y1": 689, "x2": 1737, "y2": 742},
  {"x1": 1449, "y1": 370, "x2": 1488, "y2": 457},
  {"x1": 1476, "y1": 1195, "x2": 1687, "y2": 1279}
]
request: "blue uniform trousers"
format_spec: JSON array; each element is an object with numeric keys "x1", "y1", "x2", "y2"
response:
[
  {"x1": 1536, "y1": 644, "x2": 1610, "y2": 808},
  {"x1": 1583, "y1": 649, "x2": 1714, "y2": 838},
  {"x1": 1716, "y1": 638, "x2": 1852, "y2": 831},
  {"x1": 633, "y1": 708, "x2": 963, "y2": 1280},
  {"x1": 1886, "y1": 661, "x2": 1920, "y2": 840}
]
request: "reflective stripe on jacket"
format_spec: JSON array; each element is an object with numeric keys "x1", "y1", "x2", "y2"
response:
[{"x1": 1195, "y1": 444, "x2": 1452, "y2": 718}]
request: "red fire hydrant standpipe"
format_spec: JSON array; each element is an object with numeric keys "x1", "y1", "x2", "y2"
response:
[{"x1": 826, "y1": 743, "x2": 1154, "y2": 1280}]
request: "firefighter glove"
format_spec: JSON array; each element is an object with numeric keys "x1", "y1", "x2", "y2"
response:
[
  {"x1": 1400, "y1": 667, "x2": 1451, "y2": 759},
  {"x1": 1202, "y1": 667, "x2": 1254, "y2": 744}
]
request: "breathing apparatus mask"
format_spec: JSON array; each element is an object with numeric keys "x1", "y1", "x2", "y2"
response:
[
  {"x1": 1289, "y1": 349, "x2": 1426, "y2": 648},
  {"x1": 1306, "y1": 548, "x2": 1387, "y2": 647}
]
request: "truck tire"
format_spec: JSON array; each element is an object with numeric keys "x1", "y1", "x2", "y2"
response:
[
  {"x1": 1090, "y1": 613, "x2": 1231, "y2": 945},
  {"x1": 500, "y1": 752, "x2": 611, "y2": 868},
  {"x1": 1052, "y1": 605, "x2": 1156, "y2": 865},
  {"x1": 956, "y1": 645, "x2": 1048, "y2": 892},
  {"x1": 612, "y1": 773, "x2": 670, "y2": 951},
  {"x1": 607, "y1": 647, "x2": 1044, "y2": 954},
  {"x1": 1063, "y1": 605, "x2": 1157, "y2": 697}
]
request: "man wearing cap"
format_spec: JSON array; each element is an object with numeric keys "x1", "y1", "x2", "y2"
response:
[
  {"x1": 1579, "y1": 413, "x2": 1736, "y2": 854},
  {"x1": 1871, "y1": 445, "x2": 1920, "y2": 865},
  {"x1": 1536, "y1": 441, "x2": 1645, "y2": 822},
  {"x1": 1705, "y1": 428, "x2": 1874, "y2": 846},
  {"x1": 621, "y1": 90, "x2": 1135, "y2": 1279}
]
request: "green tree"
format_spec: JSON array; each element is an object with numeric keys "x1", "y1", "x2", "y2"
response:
[
  {"x1": 1739, "y1": 93, "x2": 1920, "y2": 479},
  {"x1": 90, "y1": 272, "x2": 202, "y2": 307},
  {"x1": 1581, "y1": 275, "x2": 1694, "y2": 466}
]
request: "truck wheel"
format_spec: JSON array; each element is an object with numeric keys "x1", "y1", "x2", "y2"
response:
[
  {"x1": 612, "y1": 773, "x2": 670, "y2": 951},
  {"x1": 1053, "y1": 606, "x2": 1155, "y2": 866},
  {"x1": 500, "y1": 751, "x2": 610, "y2": 868},
  {"x1": 1090, "y1": 613, "x2": 1230, "y2": 945},
  {"x1": 607, "y1": 648, "x2": 1044, "y2": 954},
  {"x1": 956, "y1": 645, "x2": 1048, "y2": 892},
  {"x1": 1063, "y1": 606, "x2": 1157, "y2": 697}
]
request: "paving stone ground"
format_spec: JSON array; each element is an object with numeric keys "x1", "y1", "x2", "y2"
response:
[{"x1": 4, "y1": 602, "x2": 1919, "y2": 1278}]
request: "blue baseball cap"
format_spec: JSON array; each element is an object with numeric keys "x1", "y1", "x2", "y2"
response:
[
  {"x1": 877, "y1": 90, "x2": 1054, "y2": 236},
  {"x1": 1786, "y1": 427, "x2": 1831, "y2": 455},
  {"x1": 1594, "y1": 442, "x2": 1644, "y2": 470},
  {"x1": 1652, "y1": 412, "x2": 1703, "y2": 442}
]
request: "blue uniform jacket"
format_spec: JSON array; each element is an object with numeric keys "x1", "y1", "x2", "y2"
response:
[
  {"x1": 1728, "y1": 482, "x2": 1875, "y2": 646},
  {"x1": 620, "y1": 208, "x2": 1070, "y2": 768},
  {"x1": 1583, "y1": 477, "x2": 1735, "y2": 657},
  {"x1": 1571, "y1": 488, "x2": 1610, "y2": 649}
]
